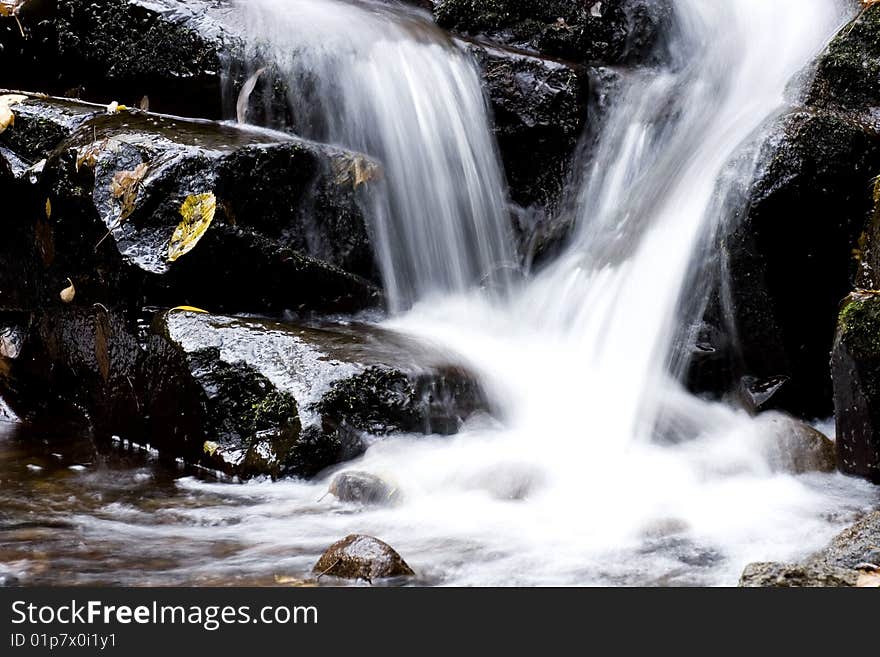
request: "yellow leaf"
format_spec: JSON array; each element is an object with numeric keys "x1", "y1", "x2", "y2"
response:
[
  {"x1": 203, "y1": 441, "x2": 220, "y2": 457},
  {"x1": 105, "y1": 101, "x2": 128, "y2": 114},
  {"x1": 168, "y1": 193, "x2": 217, "y2": 263},
  {"x1": 0, "y1": 94, "x2": 27, "y2": 135},
  {"x1": 44, "y1": 198, "x2": 51, "y2": 219},
  {"x1": 170, "y1": 306, "x2": 209, "y2": 314}
]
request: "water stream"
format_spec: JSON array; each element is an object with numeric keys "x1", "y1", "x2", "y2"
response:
[{"x1": 2, "y1": 0, "x2": 879, "y2": 586}]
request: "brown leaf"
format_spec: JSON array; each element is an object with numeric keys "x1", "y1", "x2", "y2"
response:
[
  {"x1": 333, "y1": 153, "x2": 381, "y2": 190},
  {"x1": 110, "y1": 162, "x2": 149, "y2": 220}
]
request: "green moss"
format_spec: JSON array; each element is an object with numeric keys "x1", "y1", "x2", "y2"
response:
[
  {"x1": 811, "y1": 4, "x2": 880, "y2": 109},
  {"x1": 839, "y1": 292, "x2": 880, "y2": 356}
]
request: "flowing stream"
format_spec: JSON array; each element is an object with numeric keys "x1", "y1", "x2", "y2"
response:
[{"x1": 2, "y1": 0, "x2": 880, "y2": 586}]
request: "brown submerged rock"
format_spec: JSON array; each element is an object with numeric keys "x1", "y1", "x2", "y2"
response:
[{"x1": 314, "y1": 534, "x2": 414, "y2": 581}]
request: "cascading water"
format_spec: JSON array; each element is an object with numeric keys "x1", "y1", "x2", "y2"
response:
[
  {"x1": 235, "y1": 0, "x2": 515, "y2": 309},
  {"x1": 17, "y1": 0, "x2": 877, "y2": 586}
]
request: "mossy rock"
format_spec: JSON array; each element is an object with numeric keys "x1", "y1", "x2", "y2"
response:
[
  {"x1": 832, "y1": 291, "x2": 880, "y2": 481},
  {"x1": 807, "y1": 4, "x2": 880, "y2": 116}
]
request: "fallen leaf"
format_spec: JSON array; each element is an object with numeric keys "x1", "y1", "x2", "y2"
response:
[
  {"x1": 76, "y1": 138, "x2": 110, "y2": 172},
  {"x1": 110, "y1": 162, "x2": 149, "y2": 220},
  {"x1": 0, "y1": 1, "x2": 26, "y2": 37},
  {"x1": 168, "y1": 192, "x2": 217, "y2": 262},
  {"x1": 333, "y1": 153, "x2": 381, "y2": 190},
  {"x1": 203, "y1": 441, "x2": 220, "y2": 457},
  {"x1": 857, "y1": 570, "x2": 880, "y2": 587},
  {"x1": 59, "y1": 278, "x2": 75, "y2": 304},
  {"x1": 105, "y1": 101, "x2": 129, "y2": 114},
  {"x1": 44, "y1": 197, "x2": 51, "y2": 219},
  {"x1": 274, "y1": 575, "x2": 318, "y2": 587},
  {"x1": 170, "y1": 306, "x2": 209, "y2": 314},
  {"x1": 0, "y1": 94, "x2": 27, "y2": 134}
]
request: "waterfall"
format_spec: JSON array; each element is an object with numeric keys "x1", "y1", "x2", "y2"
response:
[
  {"x1": 192, "y1": 0, "x2": 880, "y2": 585},
  {"x1": 234, "y1": 0, "x2": 515, "y2": 310}
]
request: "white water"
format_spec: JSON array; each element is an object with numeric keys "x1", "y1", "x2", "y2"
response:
[
  {"x1": 147, "y1": 0, "x2": 880, "y2": 586},
  {"x1": 237, "y1": 0, "x2": 515, "y2": 310}
]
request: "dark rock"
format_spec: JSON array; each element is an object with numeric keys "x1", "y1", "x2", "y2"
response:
[
  {"x1": 806, "y1": 4, "x2": 880, "y2": 120},
  {"x1": 435, "y1": 0, "x2": 672, "y2": 66},
  {"x1": 466, "y1": 41, "x2": 587, "y2": 211},
  {"x1": 3, "y1": 308, "x2": 489, "y2": 478},
  {"x1": 313, "y1": 534, "x2": 414, "y2": 581},
  {"x1": 709, "y1": 110, "x2": 880, "y2": 417},
  {"x1": 753, "y1": 411, "x2": 837, "y2": 474},
  {"x1": 0, "y1": 92, "x2": 380, "y2": 315},
  {"x1": 738, "y1": 562, "x2": 860, "y2": 587},
  {"x1": 832, "y1": 291, "x2": 880, "y2": 481},
  {"x1": 328, "y1": 470, "x2": 401, "y2": 506},
  {"x1": 54, "y1": 0, "x2": 239, "y2": 118}
]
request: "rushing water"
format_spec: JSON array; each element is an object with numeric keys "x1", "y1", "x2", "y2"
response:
[
  {"x1": 235, "y1": 0, "x2": 515, "y2": 310},
  {"x1": 3, "y1": 0, "x2": 880, "y2": 586}
]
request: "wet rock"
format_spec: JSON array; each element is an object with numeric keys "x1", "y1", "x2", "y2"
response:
[
  {"x1": 820, "y1": 510, "x2": 880, "y2": 570},
  {"x1": 466, "y1": 42, "x2": 587, "y2": 211},
  {"x1": 753, "y1": 411, "x2": 836, "y2": 475},
  {"x1": 806, "y1": 4, "x2": 880, "y2": 120},
  {"x1": 4, "y1": 308, "x2": 489, "y2": 478},
  {"x1": 705, "y1": 109, "x2": 880, "y2": 417},
  {"x1": 435, "y1": 0, "x2": 672, "y2": 66},
  {"x1": 740, "y1": 511, "x2": 880, "y2": 587},
  {"x1": 0, "y1": 94, "x2": 101, "y2": 162},
  {"x1": 54, "y1": 0, "x2": 239, "y2": 118},
  {"x1": 328, "y1": 471, "x2": 400, "y2": 506},
  {"x1": 738, "y1": 562, "x2": 860, "y2": 587},
  {"x1": 313, "y1": 534, "x2": 414, "y2": 581},
  {"x1": 831, "y1": 291, "x2": 880, "y2": 481},
  {"x1": 0, "y1": 92, "x2": 380, "y2": 314}
]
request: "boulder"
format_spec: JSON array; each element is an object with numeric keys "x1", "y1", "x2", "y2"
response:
[
  {"x1": 0, "y1": 92, "x2": 380, "y2": 315},
  {"x1": 313, "y1": 534, "x2": 414, "y2": 581},
  {"x1": 434, "y1": 0, "x2": 672, "y2": 66},
  {"x1": 4, "y1": 308, "x2": 489, "y2": 478},
  {"x1": 754, "y1": 411, "x2": 837, "y2": 475},
  {"x1": 694, "y1": 109, "x2": 880, "y2": 417},
  {"x1": 328, "y1": 470, "x2": 401, "y2": 506},
  {"x1": 806, "y1": 4, "x2": 880, "y2": 120},
  {"x1": 465, "y1": 41, "x2": 587, "y2": 211},
  {"x1": 832, "y1": 291, "x2": 880, "y2": 481},
  {"x1": 739, "y1": 511, "x2": 880, "y2": 587}
]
